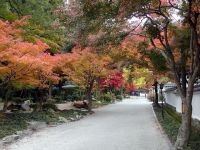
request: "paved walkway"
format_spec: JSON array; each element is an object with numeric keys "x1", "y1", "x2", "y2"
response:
[{"x1": 5, "y1": 97, "x2": 173, "y2": 150}]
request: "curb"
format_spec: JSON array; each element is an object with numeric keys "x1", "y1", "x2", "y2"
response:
[{"x1": 151, "y1": 105, "x2": 175, "y2": 150}]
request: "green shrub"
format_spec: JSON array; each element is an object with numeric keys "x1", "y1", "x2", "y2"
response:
[
  {"x1": 99, "y1": 93, "x2": 113, "y2": 103},
  {"x1": 116, "y1": 95, "x2": 123, "y2": 101},
  {"x1": 42, "y1": 103, "x2": 59, "y2": 111}
]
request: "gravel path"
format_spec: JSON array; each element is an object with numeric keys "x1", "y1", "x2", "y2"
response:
[{"x1": 5, "y1": 97, "x2": 173, "y2": 150}]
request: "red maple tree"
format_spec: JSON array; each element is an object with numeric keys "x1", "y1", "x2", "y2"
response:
[{"x1": 100, "y1": 71, "x2": 124, "y2": 90}]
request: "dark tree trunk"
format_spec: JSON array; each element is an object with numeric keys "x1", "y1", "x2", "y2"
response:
[
  {"x1": 175, "y1": 87, "x2": 193, "y2": 149},
  {"x1": 180, "y1": 49, "x2": 187, "y2": 97},
  {"x1": 85, "y1": 79, "x2": 94, "y2": 112},
  {"x1": 86, "y1": 89, "x2": 92, "y2": 112},
  {"x1": 153, "y1": 80, "x2": 159, "y2": 107},
  {"x1": 95, "y1": 78, "x2": 101, "y2": 101},
  {"x1": 48, "y1": 82, "x2": 53, "y2": 102},
  {"x1": 35, "y1": 89, "x2": 45, "y2": 112},
  {"x1": 3, "y1": 88, "x2": 11, "y2": 112}
]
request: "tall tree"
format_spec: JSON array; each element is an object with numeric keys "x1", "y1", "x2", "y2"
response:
[
  {"x1": 0, "y1": 19, "x2": 49, "y2": 111},
  {"x1": 0, "y1": 18, "x2": 66, "y2": 111}
]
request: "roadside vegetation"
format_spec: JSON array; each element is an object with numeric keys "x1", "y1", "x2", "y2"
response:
[
  {"x1": 0, "y1": 90, "x2": 123, "y2": 140},
  {"x1": 0, "y1": 110, "x2": 88, "y2": 139},
  {"x1": 154, "y1": 106, "x2": 200, "y2": 150}
]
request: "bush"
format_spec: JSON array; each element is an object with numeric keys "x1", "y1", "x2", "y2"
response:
[
  {"x1": 116, "y1": 95, "x2": 123, "y2": 101},
  {"x1": 42, "y1": 103, "x2": 59, "y2": 111},
  {"x1": 99, "y1": 93, "x2": 113, "y2": 103}
]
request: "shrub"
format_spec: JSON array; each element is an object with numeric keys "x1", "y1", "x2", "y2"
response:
[
  {"x1": 42, "y1": 103, "x2": 59, "y2": 111},
  {"x1": 99, "y1": 93, "x2": 113, "y2": 103},
  {"x1": 116, "y1": 95, "x2": 123, "y2": 101}
]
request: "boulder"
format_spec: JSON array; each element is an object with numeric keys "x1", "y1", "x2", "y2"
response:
[
  {"x1": 21, "y1": 100, "x2": 31, "y2": 111},
  {"x1": 73, "y1": 100, "x2": 89, "y2": 109},
  {"x1": 56, "y1": 102, "x2": 74, "y2": 111},
  {"x1": 2, "y1": 135, "x2": 20, "y2": 144},
  {"x1": 28, "y1": 121, "x2": 47, "y2": 131}
]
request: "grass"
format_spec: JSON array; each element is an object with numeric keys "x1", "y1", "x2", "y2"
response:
[
  {"x1": 0, "y1": 110, "x2": 88, "y2": 139},
  {"x1": 153, "y1": 105, "x2": 200, "y2": 150}
]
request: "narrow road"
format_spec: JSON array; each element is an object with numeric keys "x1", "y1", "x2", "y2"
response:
[{"x1": 6, "y1": 97, "x2": 173, "y2": 150}]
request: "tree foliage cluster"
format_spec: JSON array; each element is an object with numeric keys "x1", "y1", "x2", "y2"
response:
[{"x1": 0, "y1": 0, "x2": 66, "y2": 53}]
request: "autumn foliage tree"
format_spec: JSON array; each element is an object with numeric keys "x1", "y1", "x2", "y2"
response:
[
  {"x1": 63, "y1": 47, "x2": 111, "y2": 111},
  {"x1": 0, "y1": 19, "x2": 46, "y2": 110},
  {"x1": 31, "y1": 53, "x2": 67, "y2": 111},
  {"x1": 125, "y1": 83, "x2": 136, "y2": 93},
  {"x1": 0, "y1": 19, "x2": 65, "y2": 111},
  {"x1": 100, "y1": 71, "x2": 124, "y2": 91}
]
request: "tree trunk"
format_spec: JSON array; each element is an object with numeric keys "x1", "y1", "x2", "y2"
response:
[
  {"x1": 96, "y1": 79, "x2": 102, "y2": 101},
  {"x1": 48, "y1": 82, "x2": 53, "y2": 102},
  {"x1": 85, "y1": 80, "x2": 94, "y2": 112},
  {"x1": 3, "y1": 88, "x2": 11, "y2": 112},
  {"x1": 175, "y1": 81, "x2": 194, "y2": 149},
  {"x1": 87, "y1": 90, "x2": 92, "y2": 112},
  {"x1": 35, "y1": 89, "x2": 44, "y2": 112},
  {"x1": 153, "y1": 80, "x2": 160, "y2": 107},
  {"x1": 175, "y1": 97, "x2": 192, "y2": 149},
  {"x1": 110, "y1": 88, "x2": 114, "y2": 102}
]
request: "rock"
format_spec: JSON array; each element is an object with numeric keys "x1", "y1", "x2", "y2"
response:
[
  {"x1": 28, "y1": 121, "x2": 47, "y2": 131},
  {"x1": 58, "y1": 116, "x2": 69, "y2": 123},
  {"x1": 0, "y1": 129, "x2": 34, "y2": 147},
  {"x1": 56, "y1": 102, "x2": 74, "y2": 111},
  {"x1": 47, "y1": 108, "x2": 55, "y2": 113},
  {"x1": 73, "y1": 100, "x2": 89, "y2": 109},
  {"x1": 2, "y1": 135, "x2": 20, "y2": 144},
  {"x1": 16, "y1": 130, "x2": 33, "y2": 138},
  {"x1": 21, "y1": 100, "x2": 31, "y2": 111},
  {"x1": 5, "y1": 110, "x2": 12, "y2": 113},
  {"x1": 75, "y1": 115, "x2": 82, "y2": 120},
  {"x1": 69, "y1": 117, "x2": 75, "y2": 121},
  {"x1": 16, "y1": 131, "x2": 23, "y2": 136}
]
